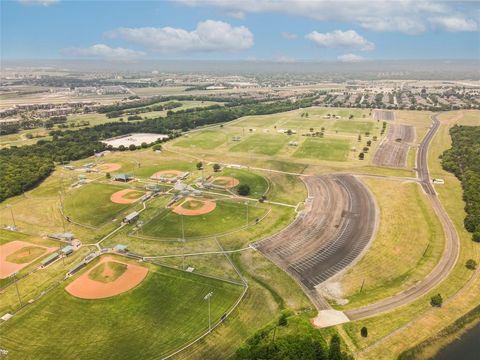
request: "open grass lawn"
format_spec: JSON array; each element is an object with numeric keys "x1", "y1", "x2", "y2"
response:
[
  {"x1": 337, "y1": 179, "x2": 444, "y2": 309},
  {"x1": 174, "y1": 130, "x2": 227, "y2": 149},
  {"x1": 88, "y1": 261, "x2": 127, "y2": 283},
  {"x1": 142, "y1": 200, "x2": 267, "y2": 239},
  {"x1": 219, "y1": 168, "x2": 269, "y2": 197},
  {"x1": 229, "y1": 133, "x2": 289, "y2": 156},
  {"x1": 63, "y1": 183, "x2": 136, "y2": 227},
  {"x1": 0, "y1": 263, "x2": 243, "y2": 360},
  {"x1": 293, "y1": 138, "x2": 351, "y2": 161},
  {"x1": 132, "y1": 161, "x2": 194, "y2": 179},
  {"x1": 5, "y1": 246, "x2": 46, "y2": 264},
  {"x1": 122, "y1": 190, "x2": 145, "y2": 200},
  {"x1": 332, "y1": 120, "x2": 374, "y2": 133}
]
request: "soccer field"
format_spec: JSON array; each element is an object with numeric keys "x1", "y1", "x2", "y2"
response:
[{"x1": 0, "y1": 261, "x2": 243, "y2": 360}]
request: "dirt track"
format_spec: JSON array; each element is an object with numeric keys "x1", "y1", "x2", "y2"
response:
[
  {"x1": 254, "y1": 174, "x2": 376, "y2": 309},
  {"x1": 372, "y1": 124, "x2": 415, "y2": 168},
  {"x1": 346, "y1": 113, "x2": 460, "y2": 320}
]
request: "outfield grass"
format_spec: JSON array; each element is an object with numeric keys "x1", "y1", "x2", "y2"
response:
[
  {"x1": 0, "y1": 261, "x2": 243, "y2": 360},
  {"x1": 63, "y1": 183, "x2": 137, "y2": 227},
  {"x1": 141, "y1": 200, "x2": 267, "y2": 239},
  {"x1": 88, "y1": 261, "x2": 128, "y2": 283},
  {"x1": 336, "y1": 179, "x2": 444, "y2": 309},
  {"x1": 293, "y1": 138, "x2": 351, "y2": 161},
  {"x1": 5, "y1": 246, "x2": 47, "y2": 264},
  {"x1": 229, "y1": 134, "x2": 289, "y2": 156},
  {"x1": 174, "y1": 130, "x2": 227, "y2": 150},
  {"x1": 219, "y1": 168, "x2": 269, "y2": 197}
]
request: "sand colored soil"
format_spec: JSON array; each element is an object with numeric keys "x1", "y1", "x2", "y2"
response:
[
  {"x1": 110, "y1": 189, "x2": 144, "y2": 204},
  {"x1": 0, "y1": 241, "x2": 57, "y2": 279},
  {"x1": 65, "y1": 256, "x2": 148, "y2": 300},
  {"x1": 150, "y1": 170, "x2": 183, "y2": 179},
  {"x1": 211, "y1": 176, "x2": 239, "y2": 188},
  {"x1": 96, "y1": 163, "x2": 122, "y2": 172},
  {"x1": 172, "y1": 197, "x2": 216, "y2": 216}
]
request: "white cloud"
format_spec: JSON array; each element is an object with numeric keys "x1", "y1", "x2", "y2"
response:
[
  {"x1": 176, "y1": 0, "x2": 478, "y2": 34},
  {"x1": 306, "y1": 30, "x2": 374, "y2": 51},
  {"x1": 337, "y1": 54, "x2": 365, "y2": 63},
  {"x1": 17, "y1": 0, "x2": 60, "y2": 6},
  {"x1": 105, "y1": 20, "x2": 254, "y2": 53},
  {"x1": 61, "y1": 44, "x2": 145, "y2": 60},
  {"x1": 273, "y1": 55, "x2": 296, "y2": 63},
  {"x1": 429, "y1": 16, "x2": 478, "y2": 32},
  {"x1": 281, "y1": 32, "x2": 297, "y2": 40}
]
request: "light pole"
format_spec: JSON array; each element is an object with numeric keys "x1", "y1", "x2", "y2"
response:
[
  {"x1": 245, "y1": 201, "x2": 249, "y2": 227},
  {"x1": 181, "y1": 213, "x2": 185, "y2": 240},
  {"x1": 204, "y1": 291, "x2": 213, "y2": 332},
  {"x1": 7, "y1": 204, "x2": 16, "y2": 228},
  {"x1": 11, "y1": 272, "x2": 22, "y2": 307}
]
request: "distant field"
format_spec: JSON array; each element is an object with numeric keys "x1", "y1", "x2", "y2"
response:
[
  {"x1": 293, "y1": 138, "x2": 351, "y2": 161},
  {"x1": 63, "y1": 183, "x2": 136, "y2": 227},
  {"x1": 141, "y1": 200, "x2": 266, "y2": 239},
  {"x1": 174, "y1": 130, "x2": 227, "y2": 150},
  {"x1": 332, "y1": 120, "x2": 374, "y2": 133},
  {"x1": 0, "y1": 261, "x2": 243, "y2": 360},
  {"x1": 229, "y1": 133, "x2": 289, "y2": 156}
]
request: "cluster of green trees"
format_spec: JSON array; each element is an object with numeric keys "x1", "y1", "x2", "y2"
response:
[
  {"x1": 233, "y1": 329, "x2": 352, "y2": 360},
  {"x1": 1, "y1": 97, "x2": 316, "y2": 202},
  {"x1": 441, "y1": 125, "x2": 480, "y2": 242}
]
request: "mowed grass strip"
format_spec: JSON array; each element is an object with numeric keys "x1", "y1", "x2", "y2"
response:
[
  {"x1": 142, "y1": 200, "x2": 267, "y2": 238},
  {"x1": 332, "y1": 120, "x2": 374, "y2": 133},
  {"x1": 174, "y1": 130, "x2": 227, "y2": 149},
  {"x1": 88, "y1": 262, "x2": 128, "y2": 283},
  {"x1": 5, "y1": 246, "x2": 46, "y2": 264},
  {"x1": 63, "y1": 183, "x2": 134, "y2": 227},
  {"x1": 293, "y1": 138, "x2": 351, "y2": 161},
  {"x1": 0, "y1": 265, "x2": 243, "y2": 360},
  {"x1": 229, "y1": 134, "x2": 289, "y2": 156},
  {"x1": 337, "y1": 179, "x2": 444, "y2": 309}
]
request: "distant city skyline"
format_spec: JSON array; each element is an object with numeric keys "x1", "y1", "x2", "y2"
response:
[{"x1": 2, "y1": 0, "x2": 479, "y2": 62}]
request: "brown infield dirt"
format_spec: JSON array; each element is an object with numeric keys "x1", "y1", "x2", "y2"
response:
[
  {"x1": 96, "y1": 163, "x2": 122, "y2": 172},
  {"x1": 0, "y1": 241, "x2": 57, "y2": 279},
  {"x1": 172, "y1": 197, "x2": 216, "y2": 216},
  {"x1": 110, "y1": 189, "x2": 144, "y2": 204},
  {"x1": 211, "y1": 176, "x2": 239, "y2": 188},
  {"x1": 150, "y1": 170, "x2": 183, "y2": 179},
  {"x1": 65, "y1": 256, "x2": 148, "y2": 300}
]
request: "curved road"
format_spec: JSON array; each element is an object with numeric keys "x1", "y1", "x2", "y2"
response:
[{"x1": 346, "y1": 113, "x2": 460, "y2": 320}]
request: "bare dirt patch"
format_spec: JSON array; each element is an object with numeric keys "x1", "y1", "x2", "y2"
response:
[
  {"x1": 110, "y1": 189, "x2": 144, "y2": 204},
  {"x1": 0, "y1": 241, "x2": 57, "y2": 279},
  {"x1": 150, "y1": 170, "x2": 183, "y2": 180},
  {"x1": 211, "y1": 176, "x2": 240, "y2": 188},
  {"x1": 172, "y1": 197, "x2": 216, "y2": 216},
  {"x1": 96, "y1": 163, "x2": 122, "y2": 172},
  {"x1": 65, "y1": 256, "x2": 148, "y2": 299}
]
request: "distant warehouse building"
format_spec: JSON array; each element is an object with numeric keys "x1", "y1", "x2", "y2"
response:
[{"x1": 60, "y1": 245, "x2": 74, "y2": 256}]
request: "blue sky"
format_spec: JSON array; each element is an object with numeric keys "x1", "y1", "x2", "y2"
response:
[{"x1": 2, "y1": 0, "x2": 479, "y2": 62}]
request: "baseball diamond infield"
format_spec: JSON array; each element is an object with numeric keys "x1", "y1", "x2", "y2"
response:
[
  {"x1": 65, "y1": 256, "x2": 148, "y2": 299},
  {"x1": 211, "y1": 176, "x2": 240, "y2": 188},
  {"x1": 0, "y1": 241, "x2": 57, "y2": 279},
  {"x1": 95, "y1": 163, "x2": 122, "y2": 172},
  {"x1": 172, "y1": 197, "x2": 217, "y2": 216},
  {"x1": 151, "y1": 170, "x2": 183, "y2": 179},
  {"x1": 110, "y1": 189, "x2": 145, "y2": 204}
]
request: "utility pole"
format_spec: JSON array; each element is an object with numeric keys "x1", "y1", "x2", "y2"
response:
[
  {"x1": 181, "y1": 213, "x2": 185, "y2": 240},
  {"x1": 204, "y1": 292, "x2": 213, "y2": 332}
]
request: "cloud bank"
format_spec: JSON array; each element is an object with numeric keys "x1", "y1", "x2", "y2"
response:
[
  {"x1": 61, "y1": 44, "x2": 145, "y2": 60},
  {"x1": 306, "y1": 30, "x2": 374, "y2": 51}
]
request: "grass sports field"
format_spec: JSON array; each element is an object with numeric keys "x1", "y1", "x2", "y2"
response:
[
  {"x1": 141, "y1": 199, "x2": 267, "y2": 238},
  {"x1": 229, "y1": 133, "x2": 290, "y2": 156},
  {"x1": 293, "y1": 138, "x2": 351, "y2": 161},
  {"x1": 0, "y1": 261, "x2": 243, "y2": 360},
  {"x1": 63, "y1": 183, "x2": 139, "y2": 227}
]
